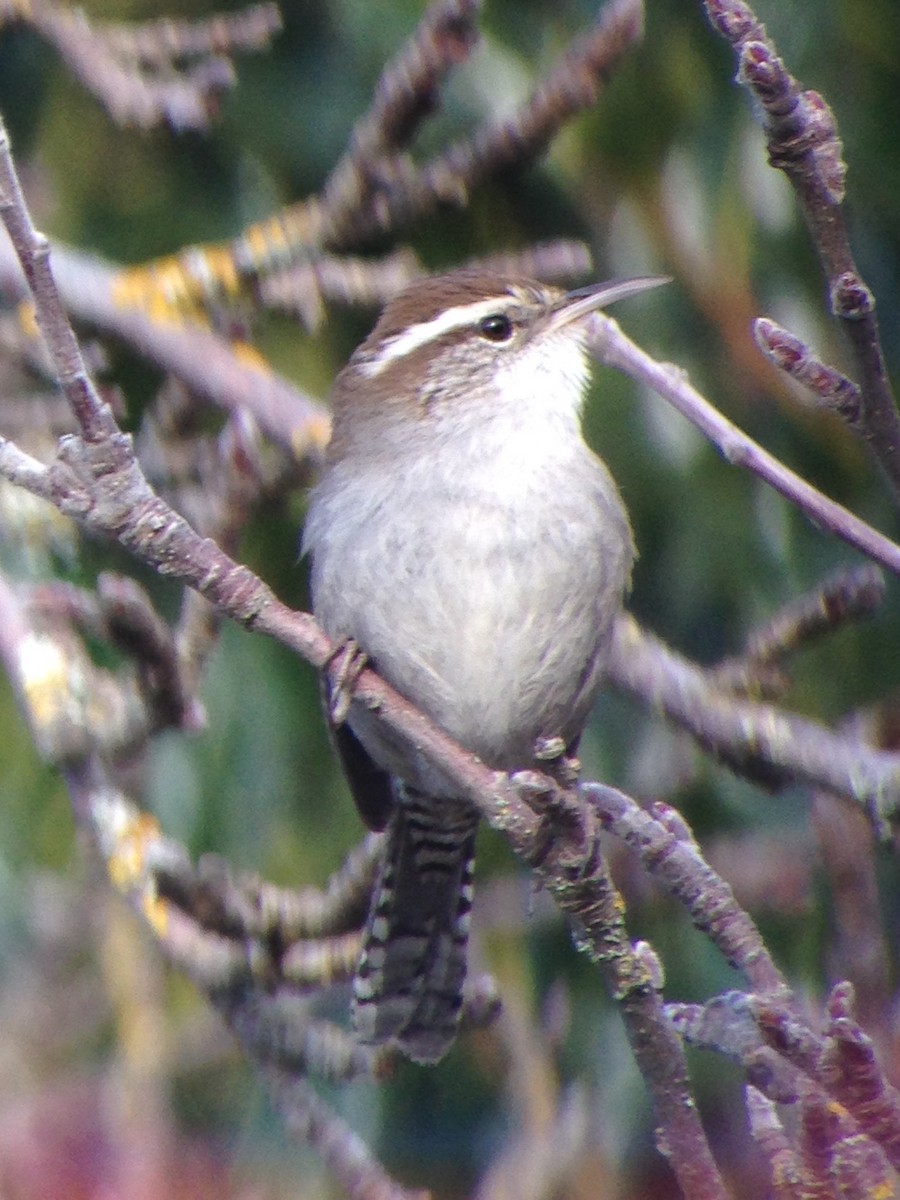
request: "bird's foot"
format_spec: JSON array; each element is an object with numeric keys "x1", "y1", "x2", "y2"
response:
[
  {"x1": 532, "y1": 734, "x2": 581, "y2": 786},
  {"x1": 324, "y1": 637, "x2": 368, "y2": 726}
]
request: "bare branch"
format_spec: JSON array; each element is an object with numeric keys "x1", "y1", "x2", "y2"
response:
[
  {"x1": 666, "y1": 994, "x2": 802, "y2": 1103},
  {"x1": 260, "y1": 240, "x2": 593, "y2": 327},
  {"x1": 101, "y1": 2, "x2": 282, "y2": 64},
  {"x1": 703, "y1": 0, "x2": 900, "y2": 496},
  {"x1": 746, "y1": 1088, "x2": 808, "y2": 1200},
  {"x1": 587, "y1": 786, "x2": 787, "y2": 996},
  {"x1": 608, "y1": 614, "x2": 900, "y2": 829},
  {"x1": 411, "y1": 0, "x2": 644, "y2": 215},
  {"x1": 153, "y1": 837, "x2": 379, "y2": 944},
  {"x1": 259, "y1": 249, "x2": 424, "y2": 328},
  {"x1": 315, "y1": 0, "x2": 483, "y2": 247},
  {"x1": 591, "y1": 313, "x2": 900, "y2": 578},
  {"x1": 265, "y1": 1069, "x2": 430, "y2": 1200},
  {"x1": 0, "y1": 126, "x2": 115, "y2": 444},
  {"x1": 468, "y1": 240, "x2": 594, "y2": 285},
  {"x1": 819, "y1": 983, "x2": 900, "y2": 1172}
]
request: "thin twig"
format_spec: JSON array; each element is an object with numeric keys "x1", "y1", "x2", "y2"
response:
[
  {"x1": 753, "y1": 317, "x2": 861, "y2": 427},
  {"x1": 711, "y1": 565, "x2": 884, "y2": 696},
  {"x1": 341, "y1": 0, "x2": 645, "y2": 242},
  {"x1": 745, "y1": 1088, "x2": 808, "y2": 1200},
  {"x1": 587, "y1": 785, "x2": 788, "y2": 996},
  {"x1": 591, "y1": 313, "x2": 900, "y2": 578},
  {"x1": 314, "y1": 0, "x2": 483, "y2": 247},
  {"x1": 265, "y1": 1069, "x2": 430, "y2": 1200}
]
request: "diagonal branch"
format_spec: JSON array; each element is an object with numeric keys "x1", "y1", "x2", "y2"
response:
[
  {"x1": 607, "y1": 614, "x2": 900, "y2": 831},
  {"x1": 590, "y1": 313, "x2": 900, "y2": 578}
]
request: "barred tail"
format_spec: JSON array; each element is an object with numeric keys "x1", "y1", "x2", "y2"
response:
[{"x1": 352, "y1": 786, "x2": 479, "y2": 1064}]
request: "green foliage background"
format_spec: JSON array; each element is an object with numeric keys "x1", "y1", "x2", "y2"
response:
[{"x1": 0, "y1": 1, "x2": 897, "y2": 1197}]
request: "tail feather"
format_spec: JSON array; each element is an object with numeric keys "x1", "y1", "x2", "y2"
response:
[{"x1": 352, "y1": 786, "x2": 478, "y2": 1064}]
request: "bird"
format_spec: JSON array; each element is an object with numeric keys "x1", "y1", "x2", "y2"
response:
[{"x1": 302, "y1": 268, "x2": 664, "y2": 1063}]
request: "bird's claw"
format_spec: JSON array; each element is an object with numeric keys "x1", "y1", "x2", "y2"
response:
[
  {"x1": 325, "y1": 638, "x2": 368, "y2": 726},
  {"x1": 532, "y1": 734, "x2": 581, "y2": 786}
]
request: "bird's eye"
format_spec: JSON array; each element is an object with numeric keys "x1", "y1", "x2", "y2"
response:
[{"x1": 478, "y1": 312, "x2": 514, "y2": 342}]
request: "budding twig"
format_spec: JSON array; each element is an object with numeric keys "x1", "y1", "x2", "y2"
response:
[
  {"x1": 753, "y1": 317, "x2": 862, "y2": 427},
  {"x1": 745, "y1": 1088, "x2": 807, "y2": 1199},
  {"x1": 711, "y1": 564, "x2": 884, "y2": 696},
  {"x1": 587, "y1": 787, "x2": 787, "y2": 996},
  {"x1": 704, "y1": 0, "x2": 900, "y2": 496}
]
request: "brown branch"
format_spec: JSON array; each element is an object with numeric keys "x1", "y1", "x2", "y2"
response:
[
  {"x1": 753, "y1": 317, "x2": 862, "y2": 428},
  {"x1": 259, "y1": 239, "x2": 592, "y2": 326},
  {"x1": 314, "y1": 0, "x2": 483, "y2": 247},
  {"x1": 818, "y1": 983, "x2": 900, "y2": 1173},
  {"x1": 265, "y1": 1069, "x2": 429, "y2": 1200},
  {"x1": 666, "y1": 994, "x2": 803, "y2": 1104},
  {"x1": 467, "y1": 239, "x2": 594, "y2": 285},
  {"x1": 711, "y1": 564, "x2": 884, "y2": 697},
  {"x1": 588, "y1": 786, "x2": 788, "y2": 996},
  {"x1": 745, "y1": 1088, "x2": 808, "y2": 1200},
  {"x1": 154, "y1": 836, "x2": 380, "y2": 944},
  {"x1": 333, "y1": 0, "x2": 645, "y2": 243},
  {"x1": 703, "y1": 0, "x2": 900, "y2": 496},
  {"x1": 56, "y1": 762, "x2": 383, "y2": 1083},
  {"x1": 812, "y1": 791, "x2": 890, "y2": 1038},
  {"x1": 259, "y1": 248, "x2": 424, "y2": 328},
  {"x1": 100, "y1": 3, "x2": 282, "y2": 64}
]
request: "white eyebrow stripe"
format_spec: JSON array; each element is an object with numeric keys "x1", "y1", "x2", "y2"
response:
[{"x1": 360, "y1": 296, "x2": 513, "y2": 377}]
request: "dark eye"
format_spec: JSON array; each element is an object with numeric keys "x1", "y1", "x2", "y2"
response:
[{"x1": 478, "y1": 312, "x2": 514, "y2": 342}]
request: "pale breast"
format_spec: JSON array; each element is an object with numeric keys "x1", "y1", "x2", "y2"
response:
[{"x1": 305, "y1": 444, "x2": 633, "y2": 785}]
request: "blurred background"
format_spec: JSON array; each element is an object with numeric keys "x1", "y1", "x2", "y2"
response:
[{"x1": 0, "y1": 0, "x2": 898, "y2": 1196}]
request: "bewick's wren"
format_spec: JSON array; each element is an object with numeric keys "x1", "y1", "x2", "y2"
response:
[{"x1": 303, "y1": 269, "x2": 664, "y2": 1063}]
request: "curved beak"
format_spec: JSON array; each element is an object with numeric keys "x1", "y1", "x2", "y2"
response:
[{"x1": 548, "y1": 275, "x2": 671, "y2": 332}]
